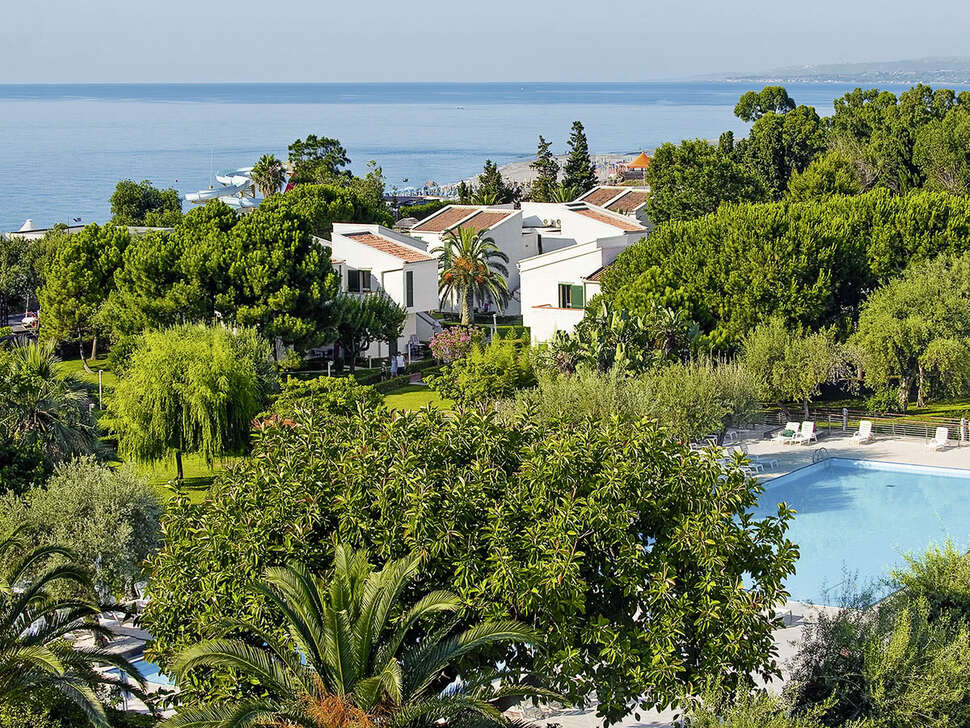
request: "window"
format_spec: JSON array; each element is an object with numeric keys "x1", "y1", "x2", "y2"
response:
[
  {"x1": 558, "y1": 283, "x2": 585, "y2": 309},
  {"x1": 405, "y1": 270, "x2": 414, "y2": 307},
  {"x1": 348, "y1": 269, "x2": 372, "y2": 293}
]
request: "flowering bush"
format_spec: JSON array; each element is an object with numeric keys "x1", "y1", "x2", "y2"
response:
[{"x1": 430, "y1": 326, "x2": 481, "y2": 363}]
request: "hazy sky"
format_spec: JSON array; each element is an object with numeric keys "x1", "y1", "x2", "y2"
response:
[{"x1": 3, "y1": 0, "x2": 970, "y2": 83}]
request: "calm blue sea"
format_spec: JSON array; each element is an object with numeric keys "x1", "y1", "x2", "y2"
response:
[{"x1": 0, "y1": 81, "x2": 928, "y2": 232}]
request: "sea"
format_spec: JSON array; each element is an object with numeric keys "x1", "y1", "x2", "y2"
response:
[{"x1": 0, "y1": 81, "x2": 929, "y2": 233}]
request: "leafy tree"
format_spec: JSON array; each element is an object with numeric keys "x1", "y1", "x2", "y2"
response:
[
  {"x1": 334, "y1": 293, "x2": 407, "y2": 373},
  {"x1": 270, "y1": 376, "x2": 384, "y2": 421},
  {"x1": 644, "y1": 139, "x2": 766, "y2": 222},
  {"x1": 250, "y1": 153, "x2": 286, "y2": 198},
  {"x1": 471, "y1": 160, "x2": 516, "y2": 204},
  {"x1": 734, "y1": 85, "x2": 796, "y2": 122},
  {"x1": 110, "y1": 179, "x2": 182, "y2": 227},
  {"x1": 734, "y1": 105, "x2": 827, "y2": 199},
  {"x1": 0, "y1": 342, "x2": 99, "y2": 464},
  {"x1": 106, "y1": 325, "x2": 277, "y2": 480},
  {"x1": 601, "y1": 189, "x2": 970, "y2": 351},
  {"x1": 562, "y1": 120, "x2": 597, "y2": 193},
  {"x1": 431, "y1": 227, "x2": 509, "y2": 325},
  {"x1": 145, "y1": 396, "x2": 797, "y2": 719},
  {"x1": 0, "y1": 234, "x2": 44, "y2": 324},
  {"x1": 260, "y1": 182, "x2": 393, "y2": 238},
  {"x1": 346, "y1": 160, "x2": 394, "y2": 223},
  {"x1": 0, "y1": 528, "x2": 145, "y2": 727},
  {"x1": 851, "y1": 252, "x2": 970, "y2": 410},
  {"x1": 786, "y1": 151, "x2": 862, "y2": 201},
  {"x1": 0, "y1": 459, "x2": 162, "y2": 599},
  {"x1": 227, "y1": 204, "x2": 343, "y2": 350},
  {"x1": 528, "y1": 135, "x2": 560, "y2": 202},
  {"x1": 288, "y1": 134, "x2": 351, "y2": 183},
  {"x1": 914, "y1": 105, "x2": 970, "y2": 195},
  {"x1": 741, "y1": 318, "x2": 848, "y2": 417},
  {"x1": 163, "y1": 546, "x2": 553, "y2": 728},
  {"x1": 39, "y1": 223, "x2": 129, "y2": 362}
]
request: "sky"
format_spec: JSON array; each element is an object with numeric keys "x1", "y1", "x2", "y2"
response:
[{"x1": 3, "y1": 0, "x2": 970, "y2": 83}]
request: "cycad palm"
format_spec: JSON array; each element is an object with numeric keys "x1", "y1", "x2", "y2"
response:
[
  {"x1": 251, "y1": 154, "x2": 286, "y2": 199},
  {"x1": 0, "y1": 341, "x2": 99, "y2": 462},
  {"x1": 431, "y1": 227, "x2": 509, "y2": 326},
  {"x1": 0, "y1": 528, "x2": 145, "y2": 727},
  {"x1": 165, "y1": 545, "x2": 554, "y2": 728}
]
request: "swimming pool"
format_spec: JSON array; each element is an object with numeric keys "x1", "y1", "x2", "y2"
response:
[
  {"x1": 754, "y1": 458, "x2": 970, "y2": 605},
  {"x1": 131, "y1": 658, "x2": 172, "y2": 686}
]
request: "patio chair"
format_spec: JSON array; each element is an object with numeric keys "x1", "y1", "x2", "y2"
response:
[
  {"x1": 774, "y1": 422, "x2": 801, "y2": 444},
  {"x1": 740, "y1": 443, "x2": 778, "y2": 469},
  {"x1": 928, "y1": 427, "x2": 949, "y2": 451},
  {"x1": 851, "y1": 420, "x2": 874, "y2": 444},
  {"x1": 793, "y1": 421, "x2": 817, "y2": 445}
]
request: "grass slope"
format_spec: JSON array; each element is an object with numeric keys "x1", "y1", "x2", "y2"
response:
[{"x1": 383, "y1": 384, "x2": 452, "y2": 411}]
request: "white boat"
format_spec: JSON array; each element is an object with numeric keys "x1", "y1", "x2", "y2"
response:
[
  {"x1": 185, "y1": 179, "x2": 254, "y2": 203},
  {"x1": 219, "y1": 196, "x2": 259, "y2": 210}
]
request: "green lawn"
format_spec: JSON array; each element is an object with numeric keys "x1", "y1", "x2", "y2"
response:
[{"x1": 383, "y1": 384, "x2": 452, "y2": 411}]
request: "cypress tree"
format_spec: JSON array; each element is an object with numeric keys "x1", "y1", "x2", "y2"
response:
[
  {"x1": 529, "y1": 135, "x2": 560, "y2": 202},
  {"x1": 563, "y1": 121, "x2": 597, "y2": 193}
]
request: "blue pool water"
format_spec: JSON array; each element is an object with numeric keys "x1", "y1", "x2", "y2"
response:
[
  {"x1": 754, "y1": 459, "x2": 970, "y2": 605},
  {"x1": 131, "y1": 658, "x2": 172, "y2": 686}
]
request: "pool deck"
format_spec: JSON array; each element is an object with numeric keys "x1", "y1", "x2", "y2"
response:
[{"x1": 743, "y1": 427, "x2": 970, "y2": 479}]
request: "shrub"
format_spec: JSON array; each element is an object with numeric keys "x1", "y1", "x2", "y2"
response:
[
  {"x1": 426, "y1": 338, "x2": 535, "y2": 404},
  {"x1": 892, "y1": 541, "x2": 970, "y2": 624},
  {"x1": 429, "y1": 326, "x2": 481, "y2": 362},
  {"x1": 272, "y1": 376, "x2": 383, "y2": 419}
]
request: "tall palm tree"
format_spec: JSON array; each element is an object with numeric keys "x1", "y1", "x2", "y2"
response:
[
  {"x1": 0, "y1": 341, "x2": 99, "y2": 462},
  {"x1": 0, "y1": 528, "x2": 145, "y2": 727},
  {"x1": 431, "y1": 227, "x2": 509, "y2": 326},
  {"x1": 164, "y1": 545, "x2": 557, "y2": 728},
  {"x1": 251, "y1": 154, "x2": 286, "y2": 199}
]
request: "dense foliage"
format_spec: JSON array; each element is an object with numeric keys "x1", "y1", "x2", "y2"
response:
[
  {"x1": 0, "y1": 459, "x2": 162, "y2": 599},
  {"x1": 528, "y1": 135, "x2": 560, "y2": 202},
  {"x1": 110, "y1": 179, "x2": 182, "y2": 227},
  {"x1": 145, "y1": 389, "x2": 797, "y2": 721},
  {"x1": 601, "y1": 189, "x2": 970, "y2": 351},
  {"x1": 334, "y1": 292, "x2": 407, "y2": 372},
  {"x1": 426, "y1": 337, "x2": 534, "y2": 404},
  {"x1": 562, "y1": 120, "x2": 597, "y2": 193}
]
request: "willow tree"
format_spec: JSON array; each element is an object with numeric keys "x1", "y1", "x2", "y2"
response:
[{"x1": 106, "y1": 325, "x2": 277, "y2": 480}]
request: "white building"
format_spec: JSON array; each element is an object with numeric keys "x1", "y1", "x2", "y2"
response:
[
  {"x1": 326, "y1": 223, "x2": 439, "y2": 357},
  {"x1": 518, "y1": 203, "x2": 647, "y2": 342}
]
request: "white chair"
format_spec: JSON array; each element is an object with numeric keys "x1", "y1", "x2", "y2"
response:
[
  {"x1": 793, "y1": 421, "x2": 817, "y2": 445},
  {"x1": 851, "y1": 420, "x2": 874, "y2": 444},
  {"x1": 774, "y1": 422, "x2": 801, "y2": 444},
  {"x1": 740, "y1": 444, "x2": 778, "y2": 469},
  {"x1": 928, "y1": 427, "x2": 949, "y2": 451}
]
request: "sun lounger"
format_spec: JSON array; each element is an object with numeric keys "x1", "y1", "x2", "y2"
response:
[
  {"x1": 792, "y1": 421, "x2": 817, "y2": 445},
  {"x1": 739, "y1": 444, "x2": 778, "y2": 469},
  {"x1": 774, "y1": 422, "x2": 801, "y2": 444},
  {"x1": 851, "y1": 420, "x2": 874, "y2": 444},
  {"x1": 928, "y1": 427, "x2": 949, "y2": 451}
]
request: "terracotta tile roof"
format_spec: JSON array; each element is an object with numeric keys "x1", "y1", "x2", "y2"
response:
[
  {"x1": 585, "y1": 263, "x2": 612, "y2": 282},
  {"x1": 345, "y1": 232, "x2": 433, "y2": 263},
  {"x1": 453, "y1": 210, "x2": 513, "y2": 233},
  {"x1": 574, "y1": 208, "x2": 645, "y2": 232},
  {"x1": 579, "y1": 186, "x2": 624, "y2": 206},
  {"x1": 606, "y1": 190, "x2": 648, "y2": 214},
  {"x1": 412, "y1": 207, "x2": 476, "y2": 232}
]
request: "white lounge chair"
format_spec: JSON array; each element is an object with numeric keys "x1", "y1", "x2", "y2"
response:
[
  {"x1": 774, "y1": 422, "x2": 801, "y2": 444},
  {"x1": 851, "y1": 420, "x2": 874, "y2": 444},
  {"x1": 792, "y1": 421, "x2": 817, "y2": 445},
  {"x1": 928, "y1": 427, "x2": 949, "y2": 450},
  {"x1": 740, "y1": 444, "x2": 778, "y2": 469}
]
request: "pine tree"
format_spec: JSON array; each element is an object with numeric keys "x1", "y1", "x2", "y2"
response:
[
  {"x1": 476, "y1": 160, "x2": 514, "y2": 203},
  {"x1": 563, "y1": 121, "x2": 597, "y2": 194},
  {"x1": 529, "y1": 135, "x2": 560, "y2": 202}
]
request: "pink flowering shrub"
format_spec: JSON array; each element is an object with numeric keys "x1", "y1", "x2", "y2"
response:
[{"x1": 430, "y1": 326, "x2": 480, "y2": 363}]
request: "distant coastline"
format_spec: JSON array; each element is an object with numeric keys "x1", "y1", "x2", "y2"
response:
[{"x1": 706, "y1": 55, "x2": 970, "y2": 86}]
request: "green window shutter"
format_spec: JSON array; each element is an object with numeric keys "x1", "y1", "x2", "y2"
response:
[
  {"x1": 406, "y1": 271, "x2": 414, "y2": 307},
  {"x1": 571, "y1": 285, "x2": 585, "y2": 309}
]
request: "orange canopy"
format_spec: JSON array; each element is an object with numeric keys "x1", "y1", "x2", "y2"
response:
[{"x1": 627, "y1": 152, "x2": 651, "y2": 169}]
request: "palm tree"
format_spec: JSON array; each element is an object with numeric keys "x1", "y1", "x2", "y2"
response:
[
  {"x1": 164, "y1": 545, "x2": 557, "y2": 728},
  {"x1": 0, "y1": 341, "x2": 99, "y2": 462},
  {"x1": 550, "y1": 184, "x2": 581, "y2": 203},
  {"x1": 0, "y1": 528, "x2": 145, "y2": 727},
  {"x1": 431, "y1": 228, "x2": 509, "y2": 326},
  {"x1": 251, "y1": 154, "x2": 286, "y2": 199}
]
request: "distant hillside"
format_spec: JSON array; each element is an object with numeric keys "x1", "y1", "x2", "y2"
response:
[{"x1": 710, "y1": 57, "x2": 970, "y2": 85}]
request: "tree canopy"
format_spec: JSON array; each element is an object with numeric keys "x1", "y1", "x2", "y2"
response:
[
  {"x1": 145, "y1": 391, "x2": 797, "y2": 721},
  {"x1": 110, "y1": 179, "x2": 182, "y2": 227},
  {"x1": 528, "y1": 135, "x2": 560, "y2": 202},
  {"x1": 288, "y1": 134, "x2": 352, "y2": 183},
  {"x1": 562, "y1": 120, "x2": 597, "y2": 193}
]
